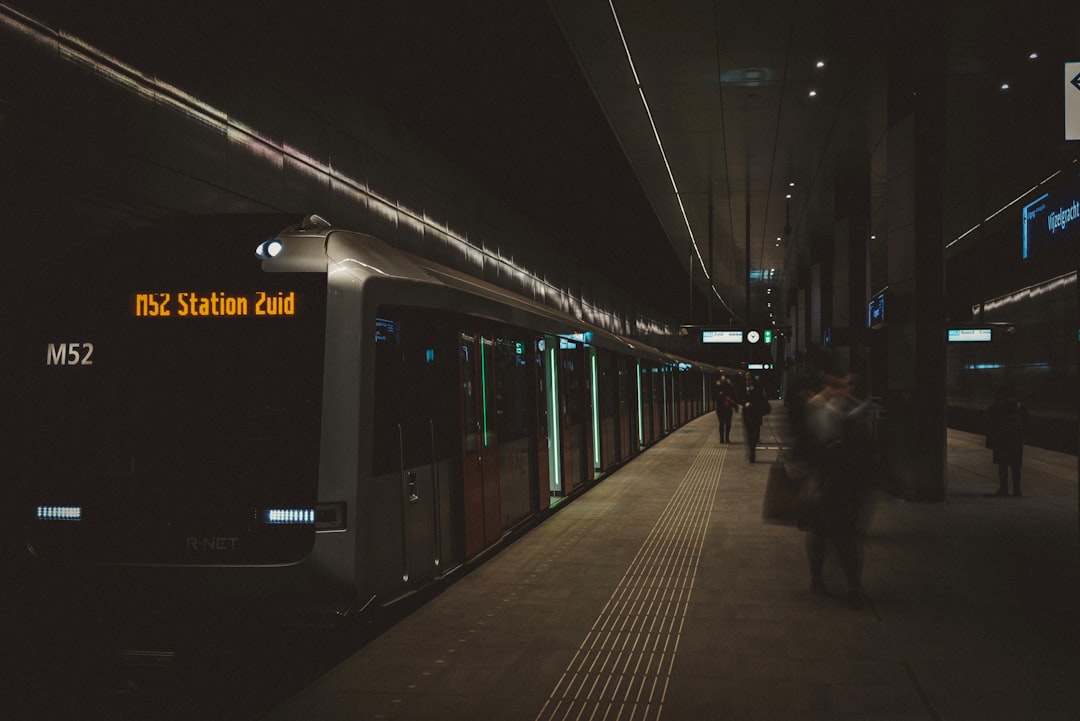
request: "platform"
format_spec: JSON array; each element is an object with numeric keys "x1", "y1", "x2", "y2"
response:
[{"x1": 264, "y1": 413, "x2": 1079, "y2": 721}]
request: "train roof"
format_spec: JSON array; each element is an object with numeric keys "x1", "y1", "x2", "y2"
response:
[{"x1": 268, "y1": 215, "x2": 727, "y2": 373}]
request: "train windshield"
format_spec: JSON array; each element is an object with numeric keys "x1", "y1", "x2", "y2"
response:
[{"x1": 8, "y1": 216, "x2": 327, "y2": 564}]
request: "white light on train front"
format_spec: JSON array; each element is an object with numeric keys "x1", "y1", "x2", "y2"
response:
[
  {"x1": 261, "y1": 508, "x2": 315, "y2": 524},
  {"x1": 255, "y1": 239, "x2": 284, "y2": 259},
  {"x1": 37, "y1": 505, "x2": 83, "y2": 521}
]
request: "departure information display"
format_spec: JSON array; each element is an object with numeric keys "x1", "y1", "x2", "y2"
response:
[
  {"x1": 702, "y1": 330, "x2": 743, "y2": 344},
  {"x1": 948, "y1": 328, "x2": 992, "y2": 342},
  {"x1": 133, "y1": 291, "x2": 297, "y2": 317}
]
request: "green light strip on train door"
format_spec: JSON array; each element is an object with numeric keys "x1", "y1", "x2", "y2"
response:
[
  {"x1": 590, "y1": 349, "x2": 601, "y2": 471},
  {"x1": 547, "y1": 342, "x2": 562, "y2": 494}
]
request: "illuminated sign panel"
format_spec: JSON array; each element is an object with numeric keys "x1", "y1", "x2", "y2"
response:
[
  {"x1": 702, "y1": 330, "x2": 743, "y2": 344},
  {"x1": 1022, "y1": 188, "x2": 1080, "y2": 258},
  {"x1": 133, "y1": 291, "x2": 297, "y2": 317},
  {"x1": 948, "y1": 328, "x2": 992, "y2": 342},
  {"x1": 867, "y1": 291, "x2": 886, "y2": 328}
]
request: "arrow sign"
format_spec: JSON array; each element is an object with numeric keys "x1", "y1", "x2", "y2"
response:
[{"x1": 1068, "y1": 62, "x2": 1080, "y2": 140}]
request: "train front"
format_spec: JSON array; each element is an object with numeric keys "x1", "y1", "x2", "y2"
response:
[{"x1": 5, "y1": 215, "x2": 339, "y2": 627}]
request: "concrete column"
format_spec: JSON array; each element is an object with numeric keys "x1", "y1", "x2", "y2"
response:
[
  {"x1": 882, "y1": 23, "x2": 948, "y2": 501},
  {"x1": 833, "y1": 159, "x2": 871, "y2": 377}
]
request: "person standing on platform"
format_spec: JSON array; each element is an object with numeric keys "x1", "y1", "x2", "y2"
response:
[
  {"x1": 740, "y1": 371, "x2": 769, "y2": 462},
  {"x1": 986, "y1": 387, "x2": 1028, "y2": 496},
  {"x1": 713, "y1": 374, "x2": 737, "y2": 444}
]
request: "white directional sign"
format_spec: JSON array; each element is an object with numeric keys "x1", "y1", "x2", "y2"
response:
[{"x1": 1067, "y1": 62, "x2": 1080, "y2": 140}]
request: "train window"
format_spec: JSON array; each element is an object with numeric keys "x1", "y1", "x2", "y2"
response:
[
  {"x1": 493, "y1": 337, "x2": 535, "y2": 445},
  {"x1": 371, "y1": 306, "x2": 459, "y2": 478}
]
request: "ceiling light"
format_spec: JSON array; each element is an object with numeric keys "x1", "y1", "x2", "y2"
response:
[
  {"x1": 789, "y1": 182, "x2": 795, "y2": 187},
  {"x1": 607, "y1": 0, "x2": 735, "y2": 317},
  {"x1": 786, "y1": 193, "x2": 792, "y2": 199},
  {"x1": 808, "y1": 90, "x2": 817, "y2": 97},
  {"x1": 816, "y1": 60, "x2": 825, "y2": 69},
  {"x1": 1028, "y1": 51, "x2": 1039, "y2": 60},
  {"x1": 1000, "y1": 82, "x2": 1010, "y2": 91}
]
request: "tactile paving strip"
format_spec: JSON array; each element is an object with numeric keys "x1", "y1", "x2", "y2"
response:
[{"x1": 535, "y1": 435, "x2": 725, "y2": 721}]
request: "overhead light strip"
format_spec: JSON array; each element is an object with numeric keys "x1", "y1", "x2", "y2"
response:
[
  {"x1": 608, "y1": 1, "x2": 735, "y2": 316},
  {"x1": 946, "y1": 168, "x2": 1067, "y2": 249}
]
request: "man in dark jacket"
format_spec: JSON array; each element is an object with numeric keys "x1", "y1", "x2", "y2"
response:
[
  {"x1": 986, "y1": 388, "x2": 1028, "y2": 496},
  {"x1": 740, "y1": 372, "x2": 769, "y2": 462},
  {"x1": 713, "y1": 374, "x2": 737, "y2": 443}
]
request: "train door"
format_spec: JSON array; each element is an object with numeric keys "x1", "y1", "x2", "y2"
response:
[
  {"x1": 557, "y1": 339, "x2": 591, "y2": 495},
  {"x1": 638, "y1": 361, "x2": 653, "y2": 446},
  {"x1": 459, "y1": 331, "x2": 501, "y2": 557},
  {"x1": 490, "y1": 334, "x2": 539, "y2": 531},
  {"x1": 372, "y1": 307, "x2": 457, "y2": 587},
  {"x1": 651, "y1": 366, "x2": 664, "y2": 439},
  {"x1": 660, "y1": 366, "x2": 669, "y2": 433},
  {"x1": 598, "y1": 349, "x2": 619, "y2": 470},
  {"x1": 618, "y1": 356, "x2": 635, "y2": 461},
  {"x1": 541, "y1": 337, "x2": 564, "y2": 501},
  {"x1": 534, "y1": 339, "x2": 550, "y2": 509}
]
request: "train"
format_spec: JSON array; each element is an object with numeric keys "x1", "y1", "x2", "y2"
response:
[
  {"x1": 944, "y1": 271, "x2": 1078, "y2": 455},
  {"x1": 5, "y1": 213, "x2": 727, "y2": 634}
]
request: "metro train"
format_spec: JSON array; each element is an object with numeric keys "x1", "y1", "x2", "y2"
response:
[
  {"x1": 945, "y1": 271, "x2": 1078, "y2": 455},
  {"x1": 5, "y1": 214, "x2": 724, "y2": 630}
]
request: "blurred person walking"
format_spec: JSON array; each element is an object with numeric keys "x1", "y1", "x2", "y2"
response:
[{"x1": 803, "y1": 373, "x2": 876, "y2": 609}]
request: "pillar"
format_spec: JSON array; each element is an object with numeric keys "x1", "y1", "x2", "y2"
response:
[{"x1": 882, "y1": 16, "x2": 948, "y2": 501}]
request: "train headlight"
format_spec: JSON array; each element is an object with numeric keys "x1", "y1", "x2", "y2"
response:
[
  {"x1": 36, "y1": 505, "x2": 83, "y2": 521},
  {"x1": 255, "y1": 239, "x2": 284, "y2": 260},
  {"x1": 260, "y1": 508, "x2": 315, "y2": 524}
]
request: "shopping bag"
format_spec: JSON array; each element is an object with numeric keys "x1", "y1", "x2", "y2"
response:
[{"x1": 761, "y1": 459, "x2": 816, "y2": 526}]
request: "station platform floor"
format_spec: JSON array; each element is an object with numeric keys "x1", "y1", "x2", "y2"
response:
[{"x1": 264, "y1": 412, "x2": 1079, "y2": 721}]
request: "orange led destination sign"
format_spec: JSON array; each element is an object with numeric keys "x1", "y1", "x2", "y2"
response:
[{"x1": 133, "y1": 291, "x2": 296, "y2": 317}]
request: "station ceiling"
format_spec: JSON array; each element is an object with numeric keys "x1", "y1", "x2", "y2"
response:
[
  {"x1": 12, "y1": 0, "x2": 1080, "y2": 326},
  {"x1": 546, "y1": 0, "x2": 1080, "y2": 327}
]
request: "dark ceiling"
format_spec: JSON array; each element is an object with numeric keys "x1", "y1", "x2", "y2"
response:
[
  {"x1": 13, "y1": 0, "x2": 1080, "y2": 325},
  {"x1": 547, "y1": 0, "x2": 1080, "y2": 326}
]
